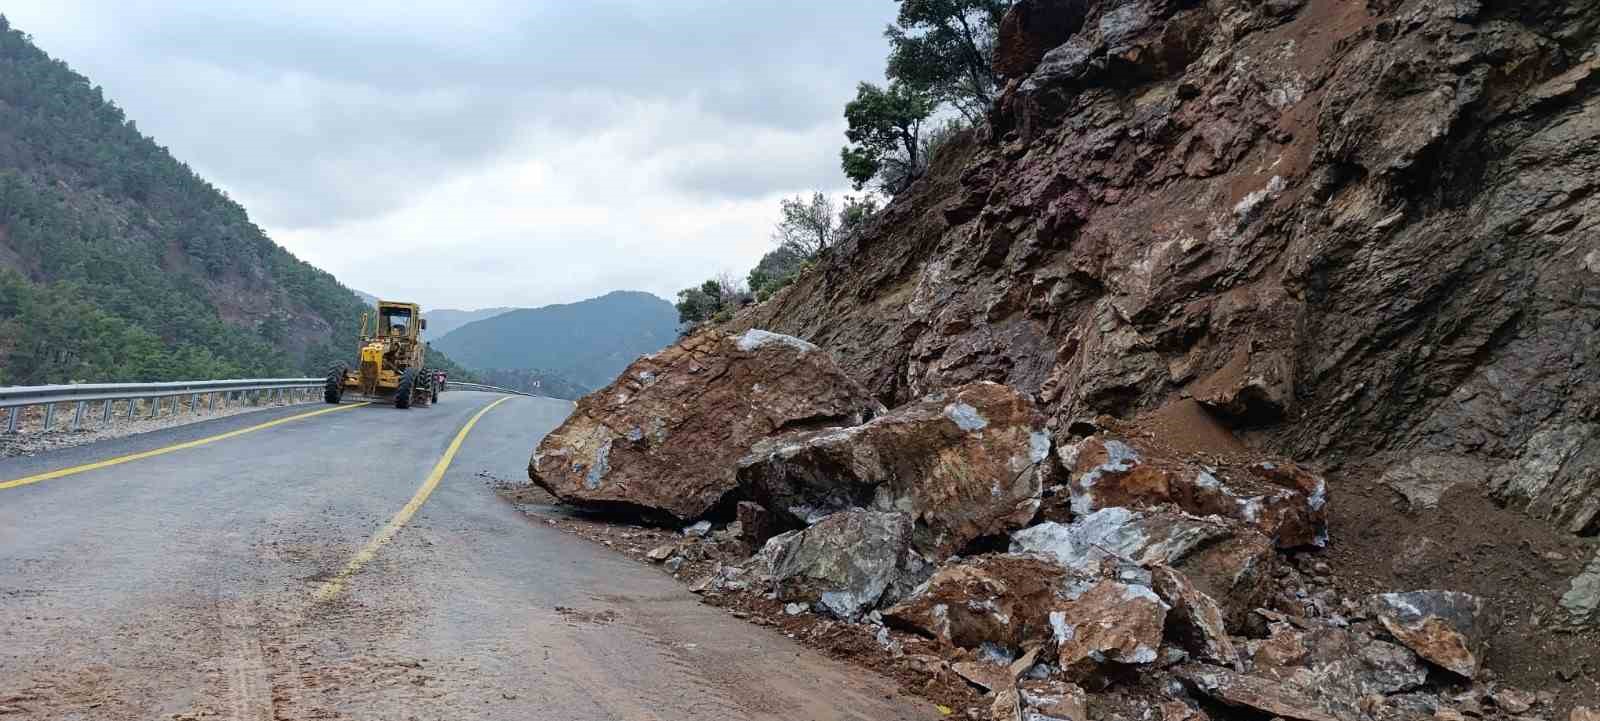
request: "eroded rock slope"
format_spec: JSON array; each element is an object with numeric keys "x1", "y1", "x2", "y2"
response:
[{"x1": 740, "y1": 0, "x2": 1600, "y2": 538}]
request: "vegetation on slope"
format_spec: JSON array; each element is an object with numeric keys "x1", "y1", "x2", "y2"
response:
[{"x1": 0, "y1": 17, "x2": 470, "y2": 385}]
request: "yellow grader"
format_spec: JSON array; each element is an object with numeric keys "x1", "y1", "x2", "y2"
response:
[{"x1": 324, "y1": 300, "x2": 440, "y2": 409}]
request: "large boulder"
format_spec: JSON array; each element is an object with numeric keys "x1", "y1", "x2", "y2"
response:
[
  {"x1": 529, "y1": 329, "x2": 883, "y2": 521},
  {"x1": 1050, "y1": 579, "x2": 1169, "y2": 681},
  {"x1": 1067, "y1": 435, "x2": 1328, "y2": 548},
  {"x1": 1152, "y1": 565, "x2": 1240, "y2": 668},
  {"x1": 751, "y1": 509, "x2": 927, "y2": 620},
  {"x1": 1369, "y1": 591, "x2": 1488, "y2": 679},
  {"x1": 1012, "y1": 507, "x2": 1277, "y2": 631},
  {"x1": 738, "y1": 382, "x2": 1053, "y2": 558},
  {"x1": 1010, "y1": 507, "x2": 1230, "y2": 573},
  {"x1": 883, "y1": 553, "x2": 1082, "y2": 651},
  {"x1": 1183, "y1": 626, "x2": 1430, "y2": 721}
]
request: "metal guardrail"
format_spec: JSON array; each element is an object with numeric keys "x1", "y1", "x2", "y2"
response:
[
  {"x1": 445, "y1": 382, "x2": 534, "y2": 397},
  {"x1": 0, "y1": 378, "x2": 324, "y2": 434}
]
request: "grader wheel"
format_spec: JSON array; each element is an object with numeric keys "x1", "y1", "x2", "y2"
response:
[{"x1": 324, "y1": 363, "x2": 347, "y2": 404}]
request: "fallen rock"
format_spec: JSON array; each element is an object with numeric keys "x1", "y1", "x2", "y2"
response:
[
  {"x1": 1012, "y1": 507, "x2": 1276, "y2": 631},
  {"x1": 736, "y1": 501, "x2": 782, "y2": 548},
  {"x1": 1490, "y1": 687, "x2": 1535, "y2": 714},
  {"x1": 1369, "y1": 591, "x2": 1487, "y2": 679},
  {"x1": 1178, "y1": 530, "x2": 1278, "y2": 632},
  {"x1": 1159, "y1": 700, "x2": 1209, "y2": 721},
  {"x1": 1018, "y1": 679, "x2": 1087, "y2": 721},
  {"x1": 1178, "y1": 664, "x2": 1340, "y2": 721},
  {"x1": 1066, "y1": 435, "x2": 1328, "y2": 548},
  {"x1": 990, "y1": 685, "x2": 1024, "y2": 721},
  {"x1": 755, "y1": 510, "x2": 926, "y2": 620},
  {"x1": 1378, "y1": 454, "x2": 1489, "y2": 511},
  {"x1": 645, "y1": 542, "x2": 678, "y2": 562},
  {"x1": 682, "y1": 520, "x2": 712, "y2": 538},
  {"x1": 1561, "y1": 550, "x2": 1600, "y2": 627},
  {"x1": 1050, "y1": 579, "x2": 1167, "y2": 680},
  {"x1": 1152, "y1": 565, "x2": 1241, "y2": 668},
  {"x1": 884, "y1": 553, "x2": 1078, "y2": 651},
  {"x1": 739, "y1": 381, "x2": 1052, "y2": 558},
  {"x1": 954, "y1": 660, "x2": 1015, "y2": 694},
  {"x1": 530, "y1": 329, "x2": 882, "y2": 521},
  {"x1": 688, "y1": 562, "x2": 753, "y2": 594},
  {"x1": 1010, "y1": 507, "x2": 1230, "y2": 572},
  {"x1": 1572, "y1": 707, "x2": 1600, "y2": 721},
  {"x1": 1195, "y1": 624, "x2": 1429, "y2": 721}
]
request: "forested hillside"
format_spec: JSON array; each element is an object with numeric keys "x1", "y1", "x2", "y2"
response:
[
  {"x1": 433, "y1": 291, "x2": 678, "y2": 391},
  {"x1": 0, "y1": 16, "x2": 436, "y2": 385}
]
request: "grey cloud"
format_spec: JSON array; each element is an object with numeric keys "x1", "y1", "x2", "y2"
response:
[{"x1": 2, "y1": 1, "x2": 897, "y2": 307}]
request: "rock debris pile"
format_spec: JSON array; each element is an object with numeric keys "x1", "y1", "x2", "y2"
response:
[
  {"x1": 528, "y1": 327, "x2": 1587, "y2": 720},
  {"x1": 528, "y1": 0, "x2": 1600, "y2": 715}
]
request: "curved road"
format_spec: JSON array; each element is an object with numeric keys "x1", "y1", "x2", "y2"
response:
[{"x1": 0, "y1": 392, "x2": 931, "y2": 720}]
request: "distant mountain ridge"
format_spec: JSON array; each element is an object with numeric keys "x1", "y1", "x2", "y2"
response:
[
  {"x1": 433, "y1": 291, "x2": 678, "y2": 391},
  {"x1": 423, "y1": 307, "x2": 514, "y2": 341},
  {"x1": 351, "y1": 290, "x2": 511, "y2": 341},
  {"x1": 473, "y1": 367, "x2": 590, "y2": 401}
]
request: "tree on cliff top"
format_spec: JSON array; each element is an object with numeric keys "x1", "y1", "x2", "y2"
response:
[
  {"x1": 841, "y1": 81, "x2": 936, "y2": 194},
  {"x1": 885, "y1": 0, "x2": 1008, "y2": 124},
  {"x1": 772, "y1": 192, "x2": 840, "y2": 257}
]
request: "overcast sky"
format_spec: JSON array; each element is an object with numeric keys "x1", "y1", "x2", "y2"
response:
[{"x1": 4, "y1": 2, "x2": 896, "y2": 309}]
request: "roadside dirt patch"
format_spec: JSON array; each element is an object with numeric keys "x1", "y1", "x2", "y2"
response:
[
  {"x1": 1323, "y1": 467, "x2": 1600, "y2": 710},
  {"x1": 488, "y1": 477, "x2": 985, "y2": 715}
]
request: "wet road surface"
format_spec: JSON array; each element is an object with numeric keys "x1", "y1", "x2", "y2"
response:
[{"x1": 0, "y1": 391, "x2": 932, "y2": 720}]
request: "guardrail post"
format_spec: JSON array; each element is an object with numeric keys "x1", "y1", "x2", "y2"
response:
[
  {"x1": 72, "y1": 401, "x2": 85, "y2": 430},
  {"x1": 102, "y1": 399, "x2": 113, "y2": 425},
  {"x1": 5, "y1": 407, "x2": 18, "y2": 434},
  {"x1": 43, "y1": 402, "x2": 55, "y2": 432}
]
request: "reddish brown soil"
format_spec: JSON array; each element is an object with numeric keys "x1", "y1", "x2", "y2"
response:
[
  {"x1": 1114, "y1": 398, "x2": 1255, "y2": 462},
  {"x1": 1324, "y1": 469, "x2": 1600, "y2": 713},
  {"x1": 1121, "y1": 398, "x2": 1600, "y2": 715}
]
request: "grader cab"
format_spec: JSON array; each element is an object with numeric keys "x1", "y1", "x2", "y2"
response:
[{"x1": 324, "y1": 301, "x2": 440, "y2": 409}]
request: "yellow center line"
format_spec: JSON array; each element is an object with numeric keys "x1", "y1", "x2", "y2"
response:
[
  {"x1": 0, "y1": 402, "x2": 371, "y2": 491},
  {"x1": 313, "y1": 396, "x2": 512, "y2": 603}
]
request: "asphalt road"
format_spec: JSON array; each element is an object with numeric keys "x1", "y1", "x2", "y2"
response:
[{"x1": 0, "y1": 391, "x2": 931, "y2": 720}]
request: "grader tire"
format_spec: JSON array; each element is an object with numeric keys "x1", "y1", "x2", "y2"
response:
[
  {"x1": 416, "y1": 367, "x2": 432, "y2": 407},
  {"x1": 396, "y1": 369, "x2": 415, "y2": 409},
  {"x1": 324, "y1": 363, "x2": 346, "y2": 404}
]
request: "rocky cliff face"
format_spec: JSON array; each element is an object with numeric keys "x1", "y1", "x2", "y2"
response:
[{"x1": 742, "y1": 0, "x2": 1600, "y2": 537}]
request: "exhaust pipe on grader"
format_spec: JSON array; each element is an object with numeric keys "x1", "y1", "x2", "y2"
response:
[{"x1": 324, "y1": 300, "x2": 442, "y2": 409}]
